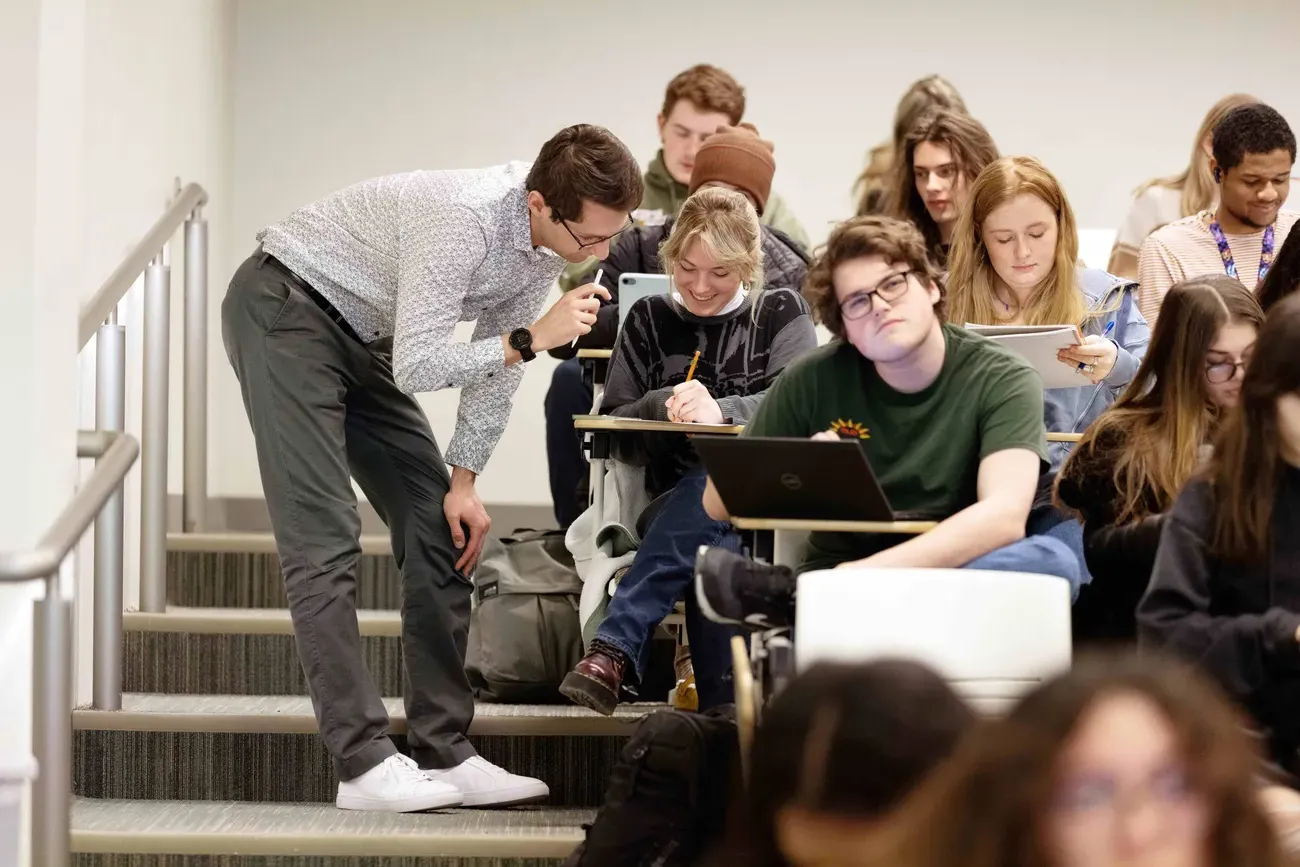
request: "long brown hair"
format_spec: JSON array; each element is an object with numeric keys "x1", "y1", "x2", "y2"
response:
[
  {"x1": 888, "y1": 109, "x2": 999, "y2": 264},
  {"x1": 1057, "y1": 276, "x2": 1263, "y2": 524},
  {"x1": 946, "y1": 156, "x2": 1088, "y2": 328},
  {"x1": 854, "y1": 75, "x2": 966, "y2": 216},
  {"x1": 872, "y1": 652, "x2": 1290, "y2": 867},
  {"x1": 1206, "y1": 293, "x2": 1300, "y2": 563},
  {"x1": 1136, "y1": 94, "x2": 1258, "y2": 217}
]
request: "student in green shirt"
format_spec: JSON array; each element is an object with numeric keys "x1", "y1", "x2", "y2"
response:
[{"x1": 694, "y1": 216, "x2": 1081, "y2": 629}]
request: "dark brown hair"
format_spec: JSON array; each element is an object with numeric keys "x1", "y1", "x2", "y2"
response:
[
  {"x1": 854, "y1": 75, "x2": 967, "y2": 217},
  {"x1": 1056, "y1": 276, "x2": 1263, "y2": 524},
  {"x1": 802, "y1": 216, "x2": 946, "y2": 340},
  {"x1": 872, "y1": 652, "x2": 1289, "y2": 867},
  {"x1": 525, "y1": 124, "x2": 643, "y2": 223},
  {"x1": 661, "y1": 64, "x2": 745, "y2": 125},
  {"x1": 713, "y1": 660, "x2": 976, "y2": 867},
  {"x1": 1257, "y1": 225, "x2": 1300, "y2": 313},
  {"x1": 888, "y1": 108, "x2": 999, "y2": 264},
  {"x1": 1206, "y1": 292, "x2": 1300, "y2": 563}
]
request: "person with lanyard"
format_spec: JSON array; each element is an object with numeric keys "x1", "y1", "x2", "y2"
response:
[
  {"x1": 221, "y1": 124, "x2": 643, "y2": 813},
  {"x1": 1138, "y1": 103, "x2": 1297, "y2": 325}
]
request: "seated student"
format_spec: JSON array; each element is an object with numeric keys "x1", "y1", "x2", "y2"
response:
[
  {"x1": 556, "y1": 63, "x2": 809, "y2": 298},
  {"x1": 854, "y1": 74, "x2": 967, "y2": 217},
  {"x1": 558, "y1": 187, "x2": 816, "y2": 716},
  {"x1": 544, "y1": 124, "x2": 811, "y2": 529},
  {"x1": 1055, "y1": 276, "x2": 1263, "y2": 646},
  {"x1": 1138, "y1": 103, "x2": 1298, "y2": 324},
  {"x1": 1107, "y1": 93, "x2": 1259, "y2": 280},
  {"x1": 694, "y1": 215, "x2": 1081, "y2": 626},
  {"x1": 711, "y1": 659, "x2": 975, "y2": 867},
  {"x1": 886, "y1": 108, "x2": 999, "y2": 268},
  {"x1": 1258, "y1": 222, "x2": 1300, "y2": 313},
  {"x1": 867, "y1": 652, "x2": 1293, "y2": 867},
  {"x1": 1138, "y1": 293, "x2": 1300, "y2": 776},
  {"x1": 946, "y1": 155, "x2": 1150, "y2": 579}
]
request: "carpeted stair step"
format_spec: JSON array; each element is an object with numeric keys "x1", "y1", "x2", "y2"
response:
[
  {"x1": 74, "y1": 694, "x2": 656, "y2": 806},
  {"x1": 71, "y1": 797, "x2": 588, "y2": 864},
  {"x1": 167, "y1": 534, "x2": 400, "y2": 610}
]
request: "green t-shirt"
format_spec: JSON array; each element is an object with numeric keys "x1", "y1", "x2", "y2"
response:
[{"x1": 744, "y1": 323, "x2": 1048, "y2": 570}]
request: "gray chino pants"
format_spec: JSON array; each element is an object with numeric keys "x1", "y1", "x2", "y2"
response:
[{"x1": 221, "y1": 250, "x2": 477, "y2": 781}]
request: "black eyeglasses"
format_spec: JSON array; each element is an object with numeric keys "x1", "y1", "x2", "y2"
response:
[
  {"x1": 838, "y1": 270, "x2": 914, "y2": 321},
  {"x1": 559, "y1": 215, "x2": 634, "y2": 250},
  {"x1": 1206, "y1": 358, "x2": 1249, "y2": 384}
]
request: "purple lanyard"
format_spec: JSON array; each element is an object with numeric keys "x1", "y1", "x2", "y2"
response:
[{"x1": 1206, "y1": 216, "x2": 1275, "y2": 283}]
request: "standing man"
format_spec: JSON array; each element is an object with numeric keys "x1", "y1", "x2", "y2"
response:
[
  {"x1": 221, "y1": 125, "x2": 642, "y2": 812},
  {"x1": 1138, "y1": 103, "x2": 1296, "y2": 323}
]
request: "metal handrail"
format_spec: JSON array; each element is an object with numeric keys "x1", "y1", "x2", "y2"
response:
[
  {"x1": 0, "y1": 430, "x2": 139, "y2": 867},
  {"x1": 77, "y1": 183, "x2": 208, "y2": 348},
  {"x1": 0, "y1": 432, "x2": 139, "y2": 582}
]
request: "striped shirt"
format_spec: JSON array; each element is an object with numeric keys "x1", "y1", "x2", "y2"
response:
[
  {"x1": 1136, "y1": 209, "x2": 1300, "y2": 323},
  {"x1": 258, "y1": 162, "x2": 566, "y2": 474}
]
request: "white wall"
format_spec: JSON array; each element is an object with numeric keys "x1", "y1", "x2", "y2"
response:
[
  {"x1": 1, "y1": 5, "x2": 229, "y2": 860},
  {"x1": 219, "y1": 0, "x2": 1300, "y2": 507}
]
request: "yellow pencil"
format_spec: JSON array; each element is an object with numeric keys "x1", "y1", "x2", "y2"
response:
[{"x1": 685, "y1": 350, "x2": 701, "y2": 382}]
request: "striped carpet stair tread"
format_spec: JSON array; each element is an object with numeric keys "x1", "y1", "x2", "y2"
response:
[
  {"x1": 75, "y1": 696, "x2": 659, "y2": 805},
  {"x1": 72, "y1": 797, "x2": 588, "y2": 862},
  {"x1": 167, "y1": 548, "x2": 400, "y2": 610}
]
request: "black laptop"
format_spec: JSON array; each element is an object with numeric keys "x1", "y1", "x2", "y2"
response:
[{"x1": 693, "y1": 436, "x2": 920, "y2": 522}]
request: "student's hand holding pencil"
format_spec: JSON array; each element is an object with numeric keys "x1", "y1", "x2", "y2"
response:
[{"x1": 667, "y1": 380, "x2": 723, "y2": 424}]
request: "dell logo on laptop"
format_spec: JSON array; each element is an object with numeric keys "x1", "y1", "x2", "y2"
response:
[{"x1": 780, "y1": 473, "x2": 802, "y2": 491}]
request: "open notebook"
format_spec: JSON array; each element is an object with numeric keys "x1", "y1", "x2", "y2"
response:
[{"x1": 965, "y1": 323, "x2": 1093, "y2": 389}]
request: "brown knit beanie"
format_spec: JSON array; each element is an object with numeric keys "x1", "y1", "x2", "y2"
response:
[{"x1": 688, "y1": 122, "x2": 775, "y2": 216}]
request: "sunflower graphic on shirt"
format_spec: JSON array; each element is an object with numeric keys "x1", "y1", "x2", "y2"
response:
[{"x1": 829, "y1": 418, "x2": 870, "y2": 440}]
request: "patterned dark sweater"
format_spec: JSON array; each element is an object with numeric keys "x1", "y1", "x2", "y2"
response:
[{"x1": 599, "y1": 288, "x2": 816, "y2": 495}]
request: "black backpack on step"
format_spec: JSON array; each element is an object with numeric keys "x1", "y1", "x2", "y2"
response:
[{"x1": 564, "y1": 706, "x2": 738, "y2": 867}]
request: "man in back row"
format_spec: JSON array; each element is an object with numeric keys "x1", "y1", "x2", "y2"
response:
[
  {"x1": 695, "y1": 217, "x2": 1082, "y2": 625},
  {"x1": 1138, "y1": 103, "x2": 1297, "y2": 323},
  {"x1": 223, "y1": 125, "x2": 642, "y2": 812},
  {"x1": 558, "y1": 63, "x2": 808, "y2": 295}
]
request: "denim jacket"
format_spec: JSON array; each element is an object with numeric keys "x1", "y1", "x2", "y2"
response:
[{"x1": 1045, "y1": 268, "x2": 1150, "y2": 470}]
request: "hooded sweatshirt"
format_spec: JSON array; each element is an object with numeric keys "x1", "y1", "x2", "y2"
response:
[{"x1": 1138, "y1": 468, "x2": 1300, "y2": 766}]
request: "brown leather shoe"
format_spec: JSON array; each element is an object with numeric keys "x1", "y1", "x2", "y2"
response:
[{"x1": 559, "y1": 644, "x2": 627, "y2": 716}]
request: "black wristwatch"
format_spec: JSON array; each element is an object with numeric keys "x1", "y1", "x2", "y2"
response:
[{"x1": 508, "y1": 327, "x2": 536, "y2": 362}]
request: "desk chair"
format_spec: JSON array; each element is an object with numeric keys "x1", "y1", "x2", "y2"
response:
[{"x1": 795, "y1": 567, "x2": 1071, "y2": 715}]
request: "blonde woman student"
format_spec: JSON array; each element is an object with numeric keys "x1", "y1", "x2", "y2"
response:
[
  {"x1": 558, "y1": 186, "x2": 816, "y2": 717},
  {"x1": 948, "y1": 156, "x2": 1150, "y2": 577},
  {"x1": 1107, "y1": 94, "x2": 1259, "y2": 279}
]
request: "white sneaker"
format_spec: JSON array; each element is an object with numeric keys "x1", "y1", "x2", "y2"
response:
[
  {"x1": 423, "y1": 756, "x2": 549, "y2": 807},
  {"x1": 336, "y1": 753, "x2": 464, "y2": 812}
]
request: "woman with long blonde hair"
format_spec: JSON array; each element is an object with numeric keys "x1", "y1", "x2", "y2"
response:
[
  {"x1": 1107, "y1": 94, "x2": 1259, "y2": 278},
  {"x1": 854, "y1": 75, "x2": 966, "y2": 217},
  {"x1": 559, "y1": 186, "x2": 817, "y2": 717},
  {"x1": 1055, "y1": 276, "x2": 1263, "y2": 645},
  {"x1": 947, "y1": 156, "x2": 1150, "y2": 580}
]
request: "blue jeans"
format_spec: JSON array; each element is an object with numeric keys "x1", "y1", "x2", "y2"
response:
[
  {"x1": 595, "y1": 470, "x2": 740, "y2": 711},
  {"x1": 963, "y1": 534, "x2": 1084, "y2": 601},
  {"x1": 1027, "y1": 503, "x2": 1093, "y2": 592},
  {"x1": 545, "y1": 357, "x2": 591, "y2": 529}
]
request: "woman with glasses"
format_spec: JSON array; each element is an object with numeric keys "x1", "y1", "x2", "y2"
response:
[
  {"x1": 868, "y1": 652, "x2": 1294, "y2": 867},
  {"x1": 1055, "y1": 277, "x2": 1263, "y2": 646},
  {"x1": 1139, "y1": 293, "x2": 1300, "y2": 777}
]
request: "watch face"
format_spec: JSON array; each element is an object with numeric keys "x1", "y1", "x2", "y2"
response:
[{"x1": 510, "y1": 329, "x2": 531, "y2": 350}]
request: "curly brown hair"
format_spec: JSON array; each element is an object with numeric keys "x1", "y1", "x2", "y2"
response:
[
  {"x1": 871, "y1": 652, "x2": 1293, "y2": 867},
  {"x1": 661, "y1": 64, "x2": 745, "y2": 125},
  {"x1": 802, "y1": 216, "x2": 946, "y2": 340}
]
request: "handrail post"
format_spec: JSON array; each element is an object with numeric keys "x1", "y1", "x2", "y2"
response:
[
  {"x1": 140, "y1": 255, "x2": 170, "y2": 612},
  {"x1": 93, "y1": 314, "x2": 126, "y2": 709},
  {"x1": 183, "y1": 210, "x2": 208, "y2": 533},
  {"x1": 32, "y1": 573, "x2": 72, "y2": 867}
]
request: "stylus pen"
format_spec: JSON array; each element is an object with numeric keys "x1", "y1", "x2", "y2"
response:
[{"x1": 571, "y1": 268, "x2": 604, "y2": 348}]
